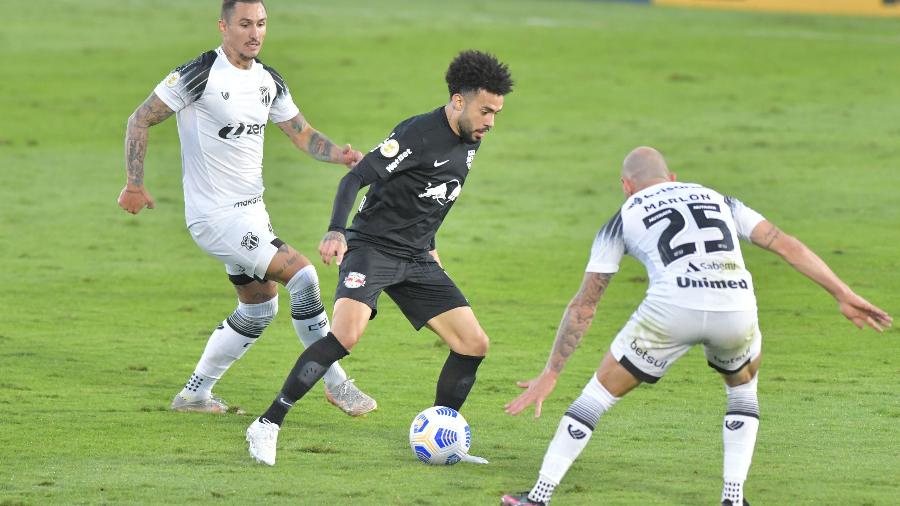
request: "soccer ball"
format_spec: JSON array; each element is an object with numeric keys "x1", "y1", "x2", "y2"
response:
[{"x1": 409, "y1": 406, "x2": 471, "y2": 465}]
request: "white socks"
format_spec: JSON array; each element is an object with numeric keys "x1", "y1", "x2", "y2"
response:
[
  {"x1": 178, "y1": 265, "x2": 349, "y2": 400},
  {"x1": 722, "y1": 375, "x2": 760, "y2": 504},
  {"x1": 529, "y1": 375, "x2": 619, "y2": 504},
  {"x1": 179, "y1": 297, "x2": 279, "y2": 400},
  {"x1": 287, "y1": 265, "x2": 348, "y2": 389}
]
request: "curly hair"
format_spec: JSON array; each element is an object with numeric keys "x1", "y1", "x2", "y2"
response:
[{"x1": 445, "y1": 50, "x2": 514, "y2": 97}]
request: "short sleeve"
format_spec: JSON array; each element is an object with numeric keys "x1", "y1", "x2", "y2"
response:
[
  {"x1": 262, "y1": 64, "x2": 300, "y2": 124},
  {"x1": 725, "y1": 196, "x2": 766, "y2": 241},
  {"x1": 357, "y1": 123, "x2": 421, "y2": 179},
  {"x1": 153, "y1": 50, "x2": 217, "y2": 113},
  {"x1": 586, "y1": 210, "x2": 625, "y2": 274}
]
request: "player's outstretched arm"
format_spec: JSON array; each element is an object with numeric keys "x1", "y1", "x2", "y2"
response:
[
  {"x1": 118, "y1": 92, "x2": 173, "y2": 214},
  {"x1": 277, "y1": 114, "x2": 363, "y2": 168},
  {"x1": 505, "y1": 272, "x2": 615, "y2": 417},
  {"x1": 750, "y1": 220, "x2": 893, "y2": 331}
]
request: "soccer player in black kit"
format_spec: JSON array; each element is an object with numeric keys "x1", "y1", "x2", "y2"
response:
[{"x1": 246, "y1": 50, "x2": 514, "y2": 465}]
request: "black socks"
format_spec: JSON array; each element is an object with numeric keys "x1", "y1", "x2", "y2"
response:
[
  {"x1": 261, "y1": 332, "x2": 349, "y2": 425},
  {"x1": 434, "y1": 350, "x2": 484, "y2": 411}
]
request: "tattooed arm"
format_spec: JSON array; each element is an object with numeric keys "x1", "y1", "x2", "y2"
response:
[
  {"x1": 504, "y1": 272, "x2": 615, "y2": 417},
  {"x1": 117, "y1": 92, "x2": 174, "y2": 214},
  {"x1": 277, "y1": 113, "x2": 363, "y2": 168},
  {"x1": 750, "y1": 220, "x2": 891, "y2": 331},
  {"x1": 545, "y1": 272, "x2": 614, "y2": 374}
]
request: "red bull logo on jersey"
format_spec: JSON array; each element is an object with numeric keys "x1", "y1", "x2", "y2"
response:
[{"x1": 418, "y1": 179, "x2": 462, "y2": 206}]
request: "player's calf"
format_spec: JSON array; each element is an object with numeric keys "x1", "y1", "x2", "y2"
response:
[
  {"x1": 434, "y1": 350, "x2": 484, "y2": 411},
  {"x1": 721, "y1": 375, "x2": 759, "y2": 505},
  {"x1": 172, "y1": 297, "x2": 278, "y2": 411}
]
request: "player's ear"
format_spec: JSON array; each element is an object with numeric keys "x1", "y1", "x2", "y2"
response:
[
  {"x1": 452, "y1": 93, "x2": 465, "y2": 112},
  {"x1": 218, "y1": 19, "x2": 227, "y2": 34}
]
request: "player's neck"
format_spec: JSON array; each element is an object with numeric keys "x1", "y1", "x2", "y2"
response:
[
  {"x1": 443, "y1": 104, "x2": 462, "y2": 138},
  {"x1": 221, "y1": 44, "x2": 254, "y2": 70},
  {"x1": 635, "y1": 178, "x2": 672, "y2": 192}
]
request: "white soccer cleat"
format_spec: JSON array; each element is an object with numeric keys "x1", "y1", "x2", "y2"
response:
[
  {"x1": 246, "y1": 418, "x2": 280, "y2": 466},
  {"x1": 324, "y1": 378, "x2": 377, "y2": 417}
]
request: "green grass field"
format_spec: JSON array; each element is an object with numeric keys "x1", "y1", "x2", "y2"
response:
[{"x1": 2, "y1": 1, "x2": 898, "y2": 504}]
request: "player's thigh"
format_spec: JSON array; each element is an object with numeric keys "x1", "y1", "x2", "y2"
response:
[
  {"x1": 608, "y1": 301, "x2": 695, "y2": 384},
  {"x1": 386, "y1": 259, "x2": 470, "y2": 332},
  {"x1": 331, "y1": 297, "x2": 373, "y2": 350},
  {"x1": 188, "y1": 209, "x2": 281, "y2": 280},
  {"x1": 703, "y1": 310, "x2": 761, "y2": 376},
  {"x1": 424, "y1": 306, "x2": 489, "y2": 356},
  {"x1": 263, "y1": 241, "x2": 312, "y2": 284},
  {"x1": 595, "y1": 352, "x2": 642, "y2": 397}
]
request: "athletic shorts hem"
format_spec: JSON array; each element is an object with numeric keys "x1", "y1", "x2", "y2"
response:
[
  {"x1": 707, "y1": 358, "x2": 751, "y2": 375},
  {"x1": 406, "y1": 301, "x2": 470, "y2": 331},
  {"x1": 618, "y1": 356, "x2": 661, "y2": 384}
]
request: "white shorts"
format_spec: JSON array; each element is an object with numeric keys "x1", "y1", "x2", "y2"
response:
[
  {"x1": 609, "y1": 300, "x2": 762, "y2": 383},
  {"x1": 188, "y1": 206, "x2": 280, "y2": 281}
]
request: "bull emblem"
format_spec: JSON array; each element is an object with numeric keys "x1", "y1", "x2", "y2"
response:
[{"x1": 418, "y1": 179, "x2": 461, "y2": 206}]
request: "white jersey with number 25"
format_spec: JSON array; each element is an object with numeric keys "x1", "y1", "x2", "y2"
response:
[{"x1": 586, "y1": 182, "x2": 765, "y2": 312}]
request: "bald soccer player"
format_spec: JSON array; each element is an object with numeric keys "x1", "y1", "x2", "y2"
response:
[{"x1": 500, "y1": 147, "x2": 892, "y2": 506}]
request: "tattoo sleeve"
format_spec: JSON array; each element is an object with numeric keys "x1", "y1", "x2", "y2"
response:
[
  {"x1": 288, "y1": 113, "x2": 308, "y2": 134},
  {"x1": 124, "y1": 93, "x2": 174, "y2": 186},
  {"x1": 308, "y1": 131, "x2": 337, "y2": 162},
  {"x1": 545, "y1": 272, "x2": 614, "y2": 374}
]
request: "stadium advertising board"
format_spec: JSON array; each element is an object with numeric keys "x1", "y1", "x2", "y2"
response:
[{"x1": 653, "y1": 0, "x2": 900, "y2": 16}]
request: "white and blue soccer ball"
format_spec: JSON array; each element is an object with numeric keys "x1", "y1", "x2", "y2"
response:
[{"x1": 409, "y1": 406, "x2": 471, "y2": 465}]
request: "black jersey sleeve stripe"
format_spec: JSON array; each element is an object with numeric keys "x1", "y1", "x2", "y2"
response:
[
  {"x1": 260, "y1": 62, "x2": 289, "y2": 99},
  {"x1": 599, "y1": 210, "x2": 623, "y2": 242},
  {"x1": 173, "y1": 49, "x2": 217, "y2": 103}
]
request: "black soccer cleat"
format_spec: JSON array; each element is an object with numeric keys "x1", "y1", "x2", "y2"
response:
[
  {"x1": 501, "y1": 492, "x2": 546, "y2": 506},
  {"x1": 722, "y1": 499, "x2": 750, "y2": 506}
]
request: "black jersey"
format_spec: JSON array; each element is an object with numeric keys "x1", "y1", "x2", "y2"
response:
[{"x1": 346, "y1": 107, "x2": 480, "y2": 256}]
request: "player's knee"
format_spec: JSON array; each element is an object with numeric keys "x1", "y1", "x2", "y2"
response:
[
  {"x1": 333, "y1": 329, "x2": 361, "y2": 351},
  {"x1": 465, "y1": 329, "x2": 489, "y2": 356},
  {"x1": 288, "y1": 265, "x2": 325, "y2": 320}
]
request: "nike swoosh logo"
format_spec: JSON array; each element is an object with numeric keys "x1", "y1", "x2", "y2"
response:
[
  {"x1": 278, "y1": 397, "x2": 294, "y2": 407},
  {"x1": 433, "y1": 160, "x2": 450, "y2": 167}
]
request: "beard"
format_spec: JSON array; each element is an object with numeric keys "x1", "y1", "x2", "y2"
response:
[{"x1": 457, "y1": 117, "x2": 480, "y2": 144}]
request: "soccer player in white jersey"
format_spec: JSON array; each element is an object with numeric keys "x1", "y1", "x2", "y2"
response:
[
  {"x1": 501, "y1": 147, "x2": 892, "y2": 506},
  {"x1": 117, "y1": 0, "x2": 377, "y2": 417}
]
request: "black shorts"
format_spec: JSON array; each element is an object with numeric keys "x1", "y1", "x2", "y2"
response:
[{"x1": 334, "y1": 246, "x2": 470, "y2": 330}]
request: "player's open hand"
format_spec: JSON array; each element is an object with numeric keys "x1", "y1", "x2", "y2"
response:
[
  {"x1": 117, "y1": 185, "x2": 156, "y2": 214},
  {"x1": 319, "y1": 230, "x2": 347, "y2": 266},
  {"x1": 504, "y1": 371, "x2": 558, "y2": 418},
  {"x1": 341, "y1": 144, "x2": 363, "y2": 169},
  {"x1": 838, "y1": 292, "x2": 893, "y2": 332}
]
